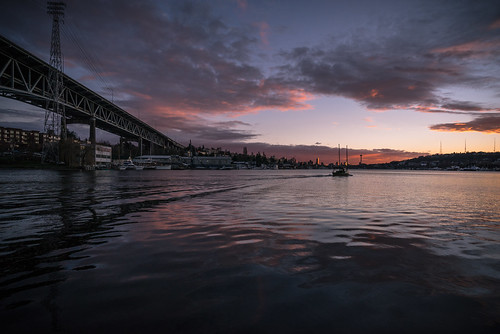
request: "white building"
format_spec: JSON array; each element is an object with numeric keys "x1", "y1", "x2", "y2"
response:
[{"x1": 95, "y1": 144, "x2": 112, "y2": 167}]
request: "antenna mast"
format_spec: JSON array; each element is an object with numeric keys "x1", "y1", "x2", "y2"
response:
[{"x1": 43, "y1": 1, "x2": 66, "y2": 163}]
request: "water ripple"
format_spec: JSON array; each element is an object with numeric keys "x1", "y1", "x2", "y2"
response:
[{"x1": 1, "y1": 169, "x2": 499, "y2": 332}]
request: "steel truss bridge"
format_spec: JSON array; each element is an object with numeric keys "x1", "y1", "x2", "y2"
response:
[{"x1": 0, "y1": 35, "x2": 184, "y2": 151}]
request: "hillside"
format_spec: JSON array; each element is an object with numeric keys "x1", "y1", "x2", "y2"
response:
[{"x1": 358, "y1": 152, "x2": 500, "y2": 170}]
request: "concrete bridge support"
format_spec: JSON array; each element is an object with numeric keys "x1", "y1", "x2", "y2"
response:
[{"x1": 89, "y1": 117, "x2": 96, "y2": 166}]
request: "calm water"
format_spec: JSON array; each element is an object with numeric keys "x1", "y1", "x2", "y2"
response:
[{"x1": 1, "y1": 169, "x2": 499, "y2": 333}]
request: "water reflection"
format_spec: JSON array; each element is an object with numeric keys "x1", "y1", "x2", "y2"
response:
[{"x1": 1, "y1": 169, "x2": 499, "y2": 333}]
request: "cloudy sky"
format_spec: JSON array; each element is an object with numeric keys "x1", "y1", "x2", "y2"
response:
[{"x1": 1, "y1": 0, "x2": 499, "y2": 163}]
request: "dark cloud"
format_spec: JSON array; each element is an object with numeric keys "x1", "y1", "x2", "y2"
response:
[
  {"x1": 60, "y1": 0, "x2": 309, "y2": 116},
  {"x1": 0, "y1": 1, "x2": 49, "y2": 60},
  {"x1": 213, "y1": 120, "x2": 253, "y2": 129},
  {"x1": 410, "y1": 99, "x2": 500, "y2": 114},
  {"x1": 3, "y1": 0, "x2": 499, "y2": 118},
  {"x1": 430, "y1": 114, "x2": 500, "y2": 133},
  {"x1": 439, "y1": 101, "x2": 496, "y2": 112},
  {"x1": 0, "y1": 0, "x2": 313, "y2": 144},
  {"x1": 193, "y1": 126, "x2": 257, "y2": 141},
  {"x1": 273, "y1": 0, "x2": 500, "y2": 112},
  {"x1": 0, "y1": 0, "x2": 310, "y2": 118},
  {"x1": 0, "y1": 102, "x2": 45, "y2": 130},
  {"x1": 144, "y1": 112, "x2": 259, "y2": 144}
]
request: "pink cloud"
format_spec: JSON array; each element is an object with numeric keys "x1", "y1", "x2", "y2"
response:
[
  {"x1": 489, "y1": 19, "x2": 500, "y2": 30},
  {"x1": 253, "y1": 21, "x2": 270, "y2": 46},
  {"x1": 236, "y1": 0, "x2": 247, "y2": 10},
  {"x1": 432, "y1": 40, "x2": 500, "y2": 59}
]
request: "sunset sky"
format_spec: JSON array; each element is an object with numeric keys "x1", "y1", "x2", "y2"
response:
[{"x1": 1, "y1": 0, "x2": 499, "y2": 163}]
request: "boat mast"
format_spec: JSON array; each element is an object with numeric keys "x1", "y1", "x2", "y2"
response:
[
  {"x1": 346, "y1": 145, "x2": 349, "y2": 171},
  {"x1": 338, "y1": 144, "x2": 341, "y2": 169}
]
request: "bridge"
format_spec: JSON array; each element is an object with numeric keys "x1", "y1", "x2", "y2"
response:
[{"x1": 0, "y1": 34, "x2": 184, "y2": 162}]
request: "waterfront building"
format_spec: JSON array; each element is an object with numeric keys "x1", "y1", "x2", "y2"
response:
[
  {"x1": 133, "y1": 155, "x2": 174, "y2": 165},
  {"x1": 191, "y1": 156, "x2": 232, "y2": 169},
  {"x1": 95, "y1": 144, "x2": 112, "y2": 168},
  {"x1": 0, "y1": 126, "x2": 42, "y2": 151},
  {"x1": 39, "y1": 132, "x2": 60, "y2": 145},
  {"x1": 133, "y1": 155, "x2": 188, "y2": 169}
]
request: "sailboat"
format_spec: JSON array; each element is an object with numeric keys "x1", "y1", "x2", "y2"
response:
[{"x1": 332, "y1": 144, "x2": 352, "y2": 177}]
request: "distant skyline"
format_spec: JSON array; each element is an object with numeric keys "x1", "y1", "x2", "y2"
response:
[{"x1": 1, "y1": 0, "x2": 499, "y2": 163}]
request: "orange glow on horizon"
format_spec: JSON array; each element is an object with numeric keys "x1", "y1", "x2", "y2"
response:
[
  {"x1": 431, "y1": 127, "x2": 500, "y2": 134},
  {"x1": 287, "y1": 149, "x2": 428, "y2": 165}
]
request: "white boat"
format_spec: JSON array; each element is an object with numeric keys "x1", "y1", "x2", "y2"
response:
[{"x1": 119, "y1": 158, "x2": 143, "y2": 170}]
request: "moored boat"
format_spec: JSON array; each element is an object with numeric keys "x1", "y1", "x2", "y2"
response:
[{"x1": 119, "y1": 158, "x2": 143, "y2": 170}]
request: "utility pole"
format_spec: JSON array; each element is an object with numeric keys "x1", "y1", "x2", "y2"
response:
[{"x1": 43, "y1": 1, "x2": 66, "y2": 163}]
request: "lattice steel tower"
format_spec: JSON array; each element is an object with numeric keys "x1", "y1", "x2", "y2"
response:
[{"x1": 43, "y1": 1, "x2": 66, "y2": 163}]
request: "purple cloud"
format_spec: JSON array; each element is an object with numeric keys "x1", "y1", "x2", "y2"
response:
[{"x1": 430, "y1": 114, "x2": 500, "y2": 133}]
